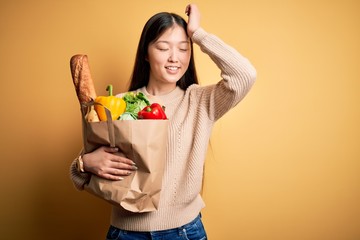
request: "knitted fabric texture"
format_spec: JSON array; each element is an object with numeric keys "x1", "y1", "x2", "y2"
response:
[{"x1": 69, "y1": 27, "x2": 256, "y2": 231}]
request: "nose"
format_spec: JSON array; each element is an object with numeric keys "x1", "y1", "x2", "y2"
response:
[{"x1": 168, "y1": 49, "x2": 178, "y2": 63}]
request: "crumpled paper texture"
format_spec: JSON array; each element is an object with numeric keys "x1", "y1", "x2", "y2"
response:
[{"x1": 81, "y1": 103, "x2": 168, "y2": 212}]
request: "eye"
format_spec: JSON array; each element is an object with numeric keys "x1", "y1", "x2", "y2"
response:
[
  {"x1": 179, "y1": 43, "x2": 189, "y2": 52},
  {"x1": 154, "y1": 44, "x2": 169, "y2": 51}
]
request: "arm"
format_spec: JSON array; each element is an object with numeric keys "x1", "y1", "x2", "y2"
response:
[
  {"x1": 69, "y1": 147, "x2": 137, "y2": 190},
  {"x1": 186, "y1": 4, "x2": 257, "y2": 121}
]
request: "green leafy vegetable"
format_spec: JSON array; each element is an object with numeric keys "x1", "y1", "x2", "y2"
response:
[
  {"x1": 118, "y1": 112, "x2": 137, "y2": 120},
  {"x1": 119, "y1": 92, "x2": 150, "y2": 120}
]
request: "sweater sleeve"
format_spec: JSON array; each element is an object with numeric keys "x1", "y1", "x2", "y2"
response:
[
  {"x1": 191, "y1": 28, "x2": 257, "y2": 121},
  {"x1": 69, "y1": 151, "x2": 91, "y2": 191}
]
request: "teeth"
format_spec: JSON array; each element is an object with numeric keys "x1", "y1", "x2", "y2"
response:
[{"x1": 166, "y1": 66, "x2": 179, "y2": 70}]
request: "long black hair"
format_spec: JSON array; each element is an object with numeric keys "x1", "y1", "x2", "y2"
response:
[{"x1": 128, "y1": 12, "x2": 198, "y2": 91}]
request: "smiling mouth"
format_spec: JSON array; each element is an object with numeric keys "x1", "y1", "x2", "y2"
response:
[{"x1": 165, "y1": 66, "x2": 180, "y2": 70}]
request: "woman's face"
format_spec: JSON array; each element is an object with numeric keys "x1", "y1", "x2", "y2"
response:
[{"x1": 147, "y1": 24, "x2": 191, "y2": 92}]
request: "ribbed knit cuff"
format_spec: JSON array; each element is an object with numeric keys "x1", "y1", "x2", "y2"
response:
[{"x1": 69, "y1": 159, "x2": 91, "y2": 190}]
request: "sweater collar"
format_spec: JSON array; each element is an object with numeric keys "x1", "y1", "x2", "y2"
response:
[{"x1": 139, "y1": 86, "x2": 184, "y2": 106}]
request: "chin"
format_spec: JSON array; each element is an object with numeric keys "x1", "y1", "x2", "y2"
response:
[{"x1": 164, "y1": 77, "x2": 182, "y2": 83}]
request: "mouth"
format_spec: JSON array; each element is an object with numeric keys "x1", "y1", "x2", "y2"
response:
[{"x1": 165, "y1": 66, "x2": 180, "y2": 71}]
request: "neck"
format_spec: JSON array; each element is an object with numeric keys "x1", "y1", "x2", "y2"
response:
[{"x1": 146, "y1": 83, "x2": 177, "y2": 96}]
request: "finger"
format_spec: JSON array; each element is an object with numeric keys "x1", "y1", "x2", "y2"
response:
[
  {"x1": 111, "y1": 167, "x2": 134, "y2": 176},
  {"x1": 112, "y1": 154, "x2": 136, "y2": 166},
  {"x1": 102, "y1": 173, "x2": 124, "y2": 181},
  {"x1": 108, "y1": 168, "x2": 133, "y2": 178},
  {"x1": 102, "y1": 146, "x2": 119, "y2": 153},
  {"x1": 185, "y1": 4, "x2": 190, "y2": 16},
  {"x1": 99, "y1": 168, "x2": 134, "y2": 180},
  {"x1": 111, "y1": 161, "x2": 138, "y2": 171}
]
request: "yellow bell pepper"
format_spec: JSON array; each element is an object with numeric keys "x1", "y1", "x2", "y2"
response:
[{"x1": 94, "y1": 85, "x2": 126, "y2": 121}]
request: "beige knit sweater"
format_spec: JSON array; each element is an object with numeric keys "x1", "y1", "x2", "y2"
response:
[{"x1": 70, "y1": 27, "x2": 256, "y2": 231}]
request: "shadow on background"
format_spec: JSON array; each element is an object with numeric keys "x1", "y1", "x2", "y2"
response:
[
  {"x1": 0, "y1": 150, "x2": 112, "y2": 240},
  {"x1": 31, "y1": 165, "x2": 111, "y2": 240}
]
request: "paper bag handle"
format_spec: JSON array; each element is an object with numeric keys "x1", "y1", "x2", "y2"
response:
[{"x1": 81, "y1": 101, "x2": 116, "y2": 148}]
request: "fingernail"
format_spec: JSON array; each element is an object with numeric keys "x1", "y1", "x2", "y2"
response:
[
  {"x1": 118, "y1": 177, "x2": 124, "y2": 180},
  {"x1": 132, "y1": 166, "x2": 138, "y2": 170}
]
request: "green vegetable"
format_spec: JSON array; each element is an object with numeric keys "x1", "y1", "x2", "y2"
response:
[
  {"x1": 119, "y1": 92, "x2": 151, "y2": 120},
  {"x1": 119, "y1": 112, "x2": 137, "y2": 120}
]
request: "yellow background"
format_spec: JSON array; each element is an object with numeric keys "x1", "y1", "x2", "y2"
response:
[{"x1": 1, "y1": 0, "x2": 359, "y2": 239}]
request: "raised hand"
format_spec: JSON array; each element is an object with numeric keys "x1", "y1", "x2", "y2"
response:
[{"x1": 185, "y1": 3, "x2": 201, "y2": 38}]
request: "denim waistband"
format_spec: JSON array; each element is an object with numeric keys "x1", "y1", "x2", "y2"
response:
[
  {"x1": 118, "y1": 213, "x2": 202, "y2": 237},
  {"x1": 150, "y1": 214, "x2": 201, "y2": 236},
  {"x1": 181, "y1": 213, "x2": 202, "y2": 229}
]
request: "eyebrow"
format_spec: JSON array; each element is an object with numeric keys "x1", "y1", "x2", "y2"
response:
[{"x1": 155, "y1": 40, "x2": 190, "y2": 44}]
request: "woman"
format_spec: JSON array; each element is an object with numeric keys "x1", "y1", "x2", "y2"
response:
[{"x1": 70, "y1": 4, "x2": 256, "y2": 240}]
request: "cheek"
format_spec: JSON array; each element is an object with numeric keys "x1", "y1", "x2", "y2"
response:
[
  {"x1": 181, "y1": 53, "x2": 191, "y2": 67},
  {"x1": 147, "y1": 58, "x2": 160, "y2": 71},
  {"x1": 148, "y1": 56, "x2": 165, "y2": 76},
  {"x1": 148, "y1": 53, "x2": 166, "y2": 67}
]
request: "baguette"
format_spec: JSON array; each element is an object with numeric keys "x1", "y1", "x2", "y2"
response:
[
  {"x1": 70, "y1": 54, "x2": 99, "y2": 122},
  {"x1": 70, "y1": 54, "x2": 97, "y2": 103}
]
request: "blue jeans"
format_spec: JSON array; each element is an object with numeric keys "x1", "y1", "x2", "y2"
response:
[{"x1": 106, "y1": 214, "x2": 207, "y2": 240}]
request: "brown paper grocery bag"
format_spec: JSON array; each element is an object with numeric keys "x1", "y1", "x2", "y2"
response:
[{"x1": 81, "y1": 102, "x2": 168, "y2": 213}]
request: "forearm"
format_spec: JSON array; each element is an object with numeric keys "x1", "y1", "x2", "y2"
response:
[
  {"x1": 192, "y1": 28, "x2": 256, "y2": 91},
  {"x1": 191, "y1": 28, "x2": 257, "y2": 119}
]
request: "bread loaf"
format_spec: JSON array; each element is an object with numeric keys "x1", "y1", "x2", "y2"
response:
[{"x1": 70, "y1": 54, "x2": 97, "y2": 103}]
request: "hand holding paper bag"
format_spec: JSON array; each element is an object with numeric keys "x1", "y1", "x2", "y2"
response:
[
  {"x1": 71, "y1": 54, "x2": 168, "y2": 213},
  {"x1": 82, "y1": 104, "x2": 168, "y2": 212}
]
